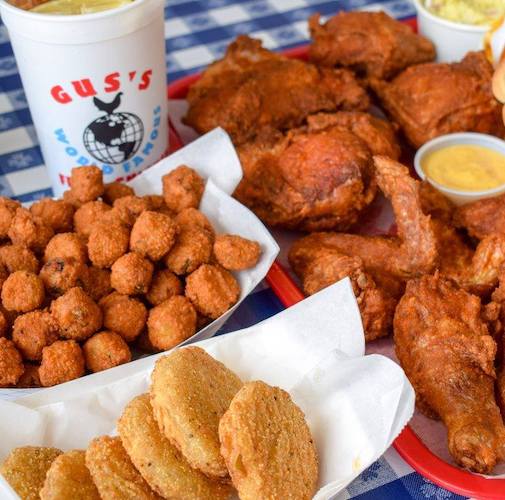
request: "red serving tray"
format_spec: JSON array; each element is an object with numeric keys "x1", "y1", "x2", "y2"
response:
[{"x1": 166, "y1": 24, "x2": 505, "y2": 498}]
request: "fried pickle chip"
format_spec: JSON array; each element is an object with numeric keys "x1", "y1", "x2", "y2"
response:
[
  {"x1": 40, "y1": 450, "x2": 100, "y2": 500},
  {"x1": 118, "y1": 394, "x2": 233, "y2": 500},
  {"x1": 0, "y1": 446, "x2": 62, "y2": 500},
  {"x1": 150, "y1": 347, "x2": 242, "y2": 479},
  {"x1": 85, "y1": 436, "x2": 161, "y2": 500},
  {"x1": 219, "y1": 381, "x2": 319, "y2": 500}
]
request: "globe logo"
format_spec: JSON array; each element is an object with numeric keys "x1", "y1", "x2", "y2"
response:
[{"x1": 83, "y1": 92, "x2": 144, "y2": 165}]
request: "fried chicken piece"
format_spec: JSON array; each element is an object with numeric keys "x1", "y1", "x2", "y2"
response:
[
  {"x1": 419, "y1": 181, "x2": 455, "y2": 224},
  {"x1": 454, "y1": 192, "x2": 505, "y2": 240},
  {"x1": 290, "y1": 156, "x2": 437, "y2": 280},
  {"x1": 184, "y1": 35, "x2": 369, "y2": 144},
  {"x1": 235, "y1": 112, "x2": 400, "y2": 231},
  {"x1": 372, "y1": 52, "x2": 505, "y2": 148},
  {"x1": 309, "y1": 11, "x2": 435, "y2": 79},
  {"x1": 394, "y1": 274, "x2": 505, "y2": 473}
]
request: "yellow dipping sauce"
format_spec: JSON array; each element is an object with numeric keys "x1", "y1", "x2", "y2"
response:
[
  {"x1": 422, "y1": 144, "x2": 505, "y2": 192},
  {"x1": 31, "y1": 0, "x2": 132, "y2": 14},
  {"x1": 424, "y1": 0, "x2": 505, "y2": 26}
]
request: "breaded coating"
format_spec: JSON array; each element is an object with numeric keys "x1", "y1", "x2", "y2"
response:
[
  {"x1": 44, "y1": 233, "x2": 87, "y2": 264},
  {"x1": 12, "y1": 310, "x2": 59, "y2": 361},
  {"x1": 1, "y1": 271, "x2": 45, "y2": 312},
  {"x1": 0, "y1": 447, "x2": 62, "y2": 500},
  {"x1": 85, "y1": 436, "x2": 162, "y2": 500},
  {"x1": 150, "y1": 347, "x2": 242, "y2": 479},
  {"x1": 40, "y1": 258, "x2": 86, "y2": 296},
  {"x1": 175, "y1": 208, "x2": 214, "y2": 236},
  {"x1": 219, "y1": 381, "x2": 318, "y2": 500},
  {"x1": 0, "y1": 262, "x2": 8, "y2": 291},
  {"x1": 39, "y1": 340, "x2": 85, "y2": 387},
  {"x1": 213, "y1": 234, "x2": 261, "y2": 270},
  {"x1": 70, "y1": 166, "x2": 104, "y2": 203},
  {"x1": 162, "y1": 165, "x2": 205, "y2": 213},
  {"x1": 30, "y1": 198, "x2": 75, "y2": 233},
  {"x1": 62, "y1": 189, "x2": 82, "y2": 208},
  {"x1": 103, "y1": 182, "x2": 135, "y2": 204},
  {"x1": 146, "y1": 269, "x2": 183, "y2": 306},
  {"x1": 309, "y1": 11, "x2": 435, "y2": 79},
  {"x1": 119, "y1": 394, "x2": 233, "y2": 500},
  {"x1": 8, "y1": 207, "x2": 54, "y2": 252},
  {"x1": 165, "y1": 228, "x2": 213, "y2": 275},
  {"x1": 0, "y1": 308, "x2": 7, "y2": 337},
  {"x1": 147, "y1": 296, "x2": 197, "y2": 350},
  {"x1": 135, "y1": 330, "x2": 160, "y2": 354},
  {"x1": 51, "y1": 287, "x2": 102, "y2": 340},
  {"x1": 40, "y1": 450, "x2": 100, "y2": 500},
  {"x1": 143, "y1": 195, "x2": 172, "y2": 215},
  {"x1": 16, "y1": 363, "x2": 41, "y2": 388},
  {"x1": 73, "y1": 201, "x2": 111, "y2": 240},
  {"x1": 110, "y1": 252, "x2": 154, "y2": 295},
  {"x1": 130, "y1": 211, "x2": 176, "y2": 261},
  {"x1": 0, "y1": 197, "x2": 20, "y2": 239},
  {"x1": 185, "y1": 264, "x2": 240, "y2": 319},
  {"x1": 0, "y1": 337, "x2": 24, "y2": 386},
  {"x1": 112, "y1": 195, "x2": 151, "y2": 226},
  {"x1": 80, "y1": 266, "x2": 112, "y2": 301},
  {"x1": 99, "y1": 292, "x2": 147, "y2": 342},
  {"x1": 0, "y1": 244, "x2": 39, "y2": 273},
  {"x1": 88, "y1": 220, "x2": 129, "y2": 268},
  {"x1": 83, "y1": 331, "x2": 131, "y2": 373}
]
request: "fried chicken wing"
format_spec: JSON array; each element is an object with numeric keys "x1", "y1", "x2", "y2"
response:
[
  {"x1": 183, "y1": 35, "x2": 370, "y2": 144},
  {"x1": 309, "y1": 11, "x2": 435, "y2": 79},
  {"x1": 372, "y1": 52, "x2": 505, "y2": 148},
  {"x1": 234, "y1": 112, "x2": 399, "y2": 231},
  {"x1": 394, "y1": 274, "x2": 505, "y2": 473}
]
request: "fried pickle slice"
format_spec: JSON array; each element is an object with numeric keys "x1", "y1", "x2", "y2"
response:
[
  {"x1": 219, "y1": 381, "x2": 318, "y2": 500},
  {"x1": 85, "y1": 436, "x2": 161, "y2": 500},
  {"x1": 150, "y1": 347, "x2": 242, "y2": 479},
  {"x1": 0, "y1": 446, "x2": 62, "y2": 500},
  {"x1": 40, "y1": 450, "x2": 99, "y2": 500},
  {"x1": 118, "y1": 394, "x2": 233, "y2": 500}
]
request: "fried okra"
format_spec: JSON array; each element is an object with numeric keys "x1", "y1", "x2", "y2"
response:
[
  {"x1": 51, "y1": 287, "x2": 102, "y2": 341},
  {"x1": 0, "y1": 197, "x2": 20, "y2": 239},
  {"x1": 175, "y1": 208, "x2": 214, "y2": 236},
  {"x1": 185, "y1": 264, "x2": 240, "y2": 319},
  {"x1": 40, "y1": 258, "x2": 86, "y2": 296},
  {"x1": 103, "y1": 182, "x2": 135, "y2": 204},
  {"x1": 162, "y1": 165, "x2": 204, "y2": 213},
  {"x1": 0, "y1": 244, "x2": 39, "y2": 273},
  {"x1": 88, "y1": 220, "x2": 129, "y2": 268},
  {"x1": 39, "y1": 340, "x2": 85, "y2": 387},
  {"x1": 81, "y1": 266, "x2": 112, "y2": 301},
  {"x1": 112, "y1": 196, "x2": 151, "y2": 226},
  {"x1": 12, "y1": 311, "x2": 59, "y2": 361},
  {"x1": 30, "y1": 198, "x2": 75, "y2": 233},
  {"x1": 146, "y1": 269, "x2": 182, "y2": 306},
  {"x1": 44, "y1": 233, "x2": 87, "y2": 264},
  {"x1": 16, "y1": 363, "x2": 41, "y2": 388},
  {"x1": 69, "y1": 166, "x2": 104, "y2": 203},
  {"x1": 8, "y1": 208, "x2": 54, "y2": 253},
  {"x1": 147, "y1": 296, "x2": 197, "y2": 350},
  {"x1": 213, "y1": 234, "x2": 261, "y2": 270},
  {"x1": 73, "y1": 201, "x2": 111, "y2": 240},
  {"x1": 1, "y1": 271, "x2": 45, "y2": 312},
  {"x1": 164, "y1": 228, "x2": 212, "y2": 275},
  {"x1": 83, "y1": 331, "x2": 131, "y2": 373},
  {"x1": 110, "y1": 252, "x2": 153, "y2": 295},
  {"x1": 0, "y1": 337, "x2": 24, "y2": 386},
  {"x1": 130, "y1": 211, "x2": 176, "y2": 261},
  {"x1": 99, "y1": 292, "x2": 147, "y2": 342}
]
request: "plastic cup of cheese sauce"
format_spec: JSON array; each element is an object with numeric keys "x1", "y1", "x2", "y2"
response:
[
  {"x1": 0, "y1": 0, "x2": 168, "y2": 197},
  {"x1": 414, "y1": 133, "x2": 505, "y2": 206}
]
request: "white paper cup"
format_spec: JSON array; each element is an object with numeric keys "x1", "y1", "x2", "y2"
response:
[{"x1": 0, "y1": 0, "x2": 168, "y2": 197}]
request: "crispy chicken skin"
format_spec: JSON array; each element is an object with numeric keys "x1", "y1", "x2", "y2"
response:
[
  {"x1": 372, "y1": 51, "x2": 505, "y2": 148},
  {"x1": 234, "y1": 112, "x2": 399, "y2": 231},
  {"x1": 183, "y1": 35, "x2": 369, "y2": 144},
  {"x1": 394, "y1": 274, "x2": 505, "y2": 473},
  {"x1": 309, "y1": 11, "x2": 435, "y2": 79},
  {"x1": 454, "y1": 192, "x2": 505, "y2": 240}
]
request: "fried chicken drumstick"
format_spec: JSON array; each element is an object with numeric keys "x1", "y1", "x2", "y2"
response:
[
  {"x1": 394, "y1": 274, "x2": 505, "y2": 473},
  {"x1": 184, "y1": 35, "x2": 369, "y2": 145}
]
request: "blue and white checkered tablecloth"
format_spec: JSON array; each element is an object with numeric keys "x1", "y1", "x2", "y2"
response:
[{"x1": 0, "y1": 1, "x2": 473, "y2": 499}]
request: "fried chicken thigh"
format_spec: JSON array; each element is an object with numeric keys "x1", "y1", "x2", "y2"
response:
[
  {"x1": 183, "y1": 35, "x2": 369, "y2": 145},
  {"x1": 372, "y1": 51, "x2": 505, "y2": 148},
  {"x1": 234, "y1": 112, "x2": 399, "y2": 232},
  {"x1": 394, "y1": 274, "x2": 505, "y2": 473},
  {"x1": 309, "y1": 11, "x2": 435, "y2": 79}
]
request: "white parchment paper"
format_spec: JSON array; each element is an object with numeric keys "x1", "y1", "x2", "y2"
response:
[
  {"x1": 0, "y1": 128, "x2": 279, "y2": 400},
  {"x1": 0, "y1": 279, "x2": 415, "y2": 499}
]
